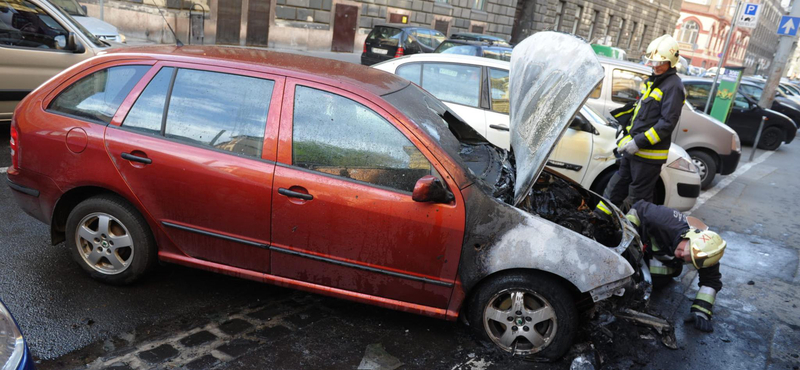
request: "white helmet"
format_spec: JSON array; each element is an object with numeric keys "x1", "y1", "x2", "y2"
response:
[{"x1": 644, "y1": 34, "x2": 680, "y2": 68}]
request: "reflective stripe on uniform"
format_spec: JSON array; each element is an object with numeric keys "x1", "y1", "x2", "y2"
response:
[
  {"x1": 596, "y1": 201, "x2": 612, "y2": 215},
  {"x1": 649, "y1": 264, "x2": 676, "y2": 275},
  {"x1": 695, "y1": 292, "x2": 716, "y2": 305},
  {"x1": 614, "y1": 107, "x2": 635, "y2": 118},
  {"x1": 650, "y1": 88, "x2": 663, "y2": 101},
  {"x1": 617, "y1": 135, "x2": 633, "y2": 149},
  {"x1": 635, "y1": 149, "x2": 669, "y2": 160},
  {"x1": 644, "y1": 127, "x2": 661, "y2": 145},
  {"x1": 691, "y1": 304, "x2": 713, "y2": 316}
]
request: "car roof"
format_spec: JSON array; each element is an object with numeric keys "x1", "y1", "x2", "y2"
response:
[
  {"x1": 383, "y1": 53, "x2": 510, "y2": 69},
  {"x1": 596, "y1": 56, "x2": 652, "y2": 73},
  {"x1": 103, "y1": 45, "x2": 410, "y2": 96},
  {"x1": 440, "y1": 39, "x2": 511, "y2": 49},
  {"x1": 375, "y1": 23, "x2": 432, "y2": 31}
]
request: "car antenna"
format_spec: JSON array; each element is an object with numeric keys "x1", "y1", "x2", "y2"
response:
[{"x1": 150, "y1": 0, "x2": 184, "y2": 46}]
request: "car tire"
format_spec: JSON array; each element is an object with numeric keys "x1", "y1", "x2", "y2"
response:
[
  {"x1": 65, "y1": 195, "x2": 157, "y2": 285},
  {"x1": 591, "y1": 169, "x2": 616, "y2": 195},
  {"x1": 689, "y1": 151, "x2": 717, "y2": 189},
  {"x1": 757, "y1": 127, "x2": 784, "y2": 151},
  {"x1": 467, "y1": 272, "x2": 576, "y2": 361}
]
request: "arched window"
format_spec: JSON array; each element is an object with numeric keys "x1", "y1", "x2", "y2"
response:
[{"x1": 679, "y1": 21, "x2": 700, "y2": 44}]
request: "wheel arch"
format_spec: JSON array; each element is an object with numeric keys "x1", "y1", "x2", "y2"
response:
[
  {"x1": 685, "y1": 147, "x2": 720, "y2": 173},
  {"x1": 589, "y1": 164, "x2": 618, "y2": 194},
  {"x1": 50, "y1": 186, "x2": 145, "y2": 245}
]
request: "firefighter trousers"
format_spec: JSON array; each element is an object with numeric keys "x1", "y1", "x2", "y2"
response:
[{"x1": 608, "y1": 156, "x2": 662, "y2": 209}]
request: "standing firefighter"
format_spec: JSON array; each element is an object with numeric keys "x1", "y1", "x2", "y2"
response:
[
  {"x1": 626, "y1": 200, "x2": 727, "y2": 332},
  {"x1": 596, "y1": 34, "x2": 685, "y2": 216}
]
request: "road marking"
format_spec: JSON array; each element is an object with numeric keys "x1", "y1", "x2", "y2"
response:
[
  {"x1": 0, "y1": 167, "x2": 6, "y2": 174},
  {"x1": 686, "y1": 150, "x2": 776, "y2": 215}
]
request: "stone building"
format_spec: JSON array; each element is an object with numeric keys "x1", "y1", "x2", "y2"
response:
[
  {"x1": 742, "y1": 0, "x2": 785, "y2": 75},
  {"x1": 674, "y1": 0, "x2": 749, "y2": 69},
  {"x1": 510, "y1": 0, "x2": 683, "y2": 60},
  {"x1": 79, "y1": 0, "x2": 518, "y2": 52}
]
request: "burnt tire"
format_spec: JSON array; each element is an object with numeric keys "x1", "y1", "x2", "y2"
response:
[
  {"x1": 757, "y1": 127, "x2": 784, "y2": 151},
  {"x1": 65, "y1": 195, "x2": 157, "y2": 285},
  {"x1": 591, "y1": 169, "x2": 615, "y2": 195},
  {"x1": 467, "y1": 272, "x2": 577, "y2": 361},
  {"x1": 689, "y1": 150, "x2": 717, "y2": 189}
]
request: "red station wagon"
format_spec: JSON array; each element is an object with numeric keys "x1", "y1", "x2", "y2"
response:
[{"x1": 7, "y1": 33, "x2": 647, "y2": 360}]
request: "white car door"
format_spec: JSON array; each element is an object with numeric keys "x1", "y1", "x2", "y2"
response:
[
  {"x1": 547, "y1": 114, "x2": 594, "y2": 184},
  {"x1": 485, "y1": 67, "x2": 511, "y2": 148}
]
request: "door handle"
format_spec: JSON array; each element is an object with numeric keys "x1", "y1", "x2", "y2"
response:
[
  {"x1": 121, "y1": 152, "x2": 152, "y2": 164},
  {"x1": 489, "y1": 124, "x2": 509, "y2": 131},
  {"x1": 279, "y1": 188, "x2": 313, "y2": 201}
]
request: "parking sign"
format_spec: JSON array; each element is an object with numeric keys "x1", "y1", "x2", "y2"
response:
[{"x1": 738, "y1": 3, "x2": 760, "y2": 29}]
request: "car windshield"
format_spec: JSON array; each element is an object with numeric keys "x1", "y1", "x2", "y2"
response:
[
  {"x1": 437, "y1": 42, "x2": 479, "y2": 56},
  {"x1": 581, "y1": 105, "x2": 608, "y2": 127},
  {"x1": 47, "y1": 1, "x2": 106, "y2": 47},
  {"x1": 50, "y1": 0, "x2": 86, "y2": 16},
  {"x1": 367, "y1": 26, "x2": 403, "y2": 46},
  {"x1": 482, "y1": 48, "x2": 512, "y2": 61}
]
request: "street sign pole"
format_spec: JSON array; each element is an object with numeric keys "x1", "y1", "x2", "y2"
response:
[
  {"x1": 758, "y1": 0, "x2": 800, "y2": 109},
  {"x1": 705, "y1": 0, "x2": 743, "y2": 114}
]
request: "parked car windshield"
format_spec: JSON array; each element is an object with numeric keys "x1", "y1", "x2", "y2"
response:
[
  {"x1": 51, "y1": 0, "x2": 87, "y2": 16},
  {"x1": 367, "y1": 26, "x2": 403, "y2": 46},
  {"x1": 46, "y1": 0, "x2": 106, "y2": 47}
]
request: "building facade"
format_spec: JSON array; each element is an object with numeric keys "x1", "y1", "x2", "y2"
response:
[
  {"x1": 674, "y1": 0, "x2": 749, "y2": 70},
  {"x1": 80, "y1": 0, "x2": 518, "y2": 52},
  {"x1": 510, "y1": 0, "x2": 683, "y2": 60},
  {"x1": 742, "y1": 0, "x2": 784, "y2": 75}
]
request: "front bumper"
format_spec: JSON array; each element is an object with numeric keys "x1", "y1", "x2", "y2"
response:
[
  {"x1": 785, "y1": 126, "x2": 796, "y2": 144},
  {"x1": 718, "y1": 151, "x2": 741, "y2": 175}
]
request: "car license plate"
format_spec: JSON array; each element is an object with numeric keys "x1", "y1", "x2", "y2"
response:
[{"x1": 372, "y1": 48, "x2": 388, "y2": 55}]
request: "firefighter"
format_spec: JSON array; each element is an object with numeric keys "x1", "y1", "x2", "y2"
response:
[
  {"x1": 595, "y1": 34, "x2": 685, "y2": 216},
  {"x1": 625, "y1": 200, "x2": 727, "y2": 333}
]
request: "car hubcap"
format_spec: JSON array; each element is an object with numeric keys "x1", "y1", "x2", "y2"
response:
[
  {"x1": 763, "y1": 131, "x2": 778, "y2": 147},
  {"x1": 691, "y1": 157, "x2": 707, "y2": 181},
  {"x1": 483, "y1": 289, "x2": 557, "y2": 355},
  {"x1": 75, "y1": 212, "x2": 134, "y2": 275}
]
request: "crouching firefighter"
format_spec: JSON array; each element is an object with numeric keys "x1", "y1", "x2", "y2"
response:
[
  {"x1": 625, "y1": 200, "x2": 727, "y2": 333},
  {"x1": 595, "y1": 34, "x2": 685, "y2": 216}
]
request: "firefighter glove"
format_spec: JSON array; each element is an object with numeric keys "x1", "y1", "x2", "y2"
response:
[
  {"x1": 685, "y1": 312, "x2": 713, "y2": 332},
  {"x1": 621, "y1": 140, "x2": 639, "y2": 155}
]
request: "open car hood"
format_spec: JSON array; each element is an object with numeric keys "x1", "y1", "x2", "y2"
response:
[{"x1": 509, "y1": 32, "x2": 604, "y2": 205}]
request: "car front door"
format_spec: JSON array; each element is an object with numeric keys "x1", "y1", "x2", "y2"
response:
[
  {"x1": 104, "y1": 63, "x2": 283, "y2": 273},
  {"x1": 269, "y1": 80, "x2": 463, "y2": 309},
  {"x1": 484, "y1": 67, "x2": 511, "y2": 148},
  {"x1": 729, "y1": 92, "x2": 762, "y2": 142},
  {"x1": 548, "y1": 114, "x2": 594, "y2": 184}
]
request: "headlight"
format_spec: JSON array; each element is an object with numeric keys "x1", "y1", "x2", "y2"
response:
[
  {"x1": 119, "y1": 33, "x2": 126, "y2": 43},
  {"x1": 667, "y1": 157, "x2": 698, "y2": 173},
  {"x1": 0, "y1": 302, "x2": 24, "y2": 370},
  {"x1": 732, "y1": 133, "x2": 741, "y2": 152}
]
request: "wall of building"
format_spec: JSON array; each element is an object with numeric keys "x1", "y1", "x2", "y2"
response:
[
  {"x1": 743, "y1": 0, "x2": 784, "y2": 75},
  {"x1": 674, "y1": 0, "x2": 749, "y2": 69},
  {"x1": 510, "y1": 0, "x2": 683, "y2": 61},
  {"x1": 80, "y1": 0, "x2": 212, "y2": 44}
]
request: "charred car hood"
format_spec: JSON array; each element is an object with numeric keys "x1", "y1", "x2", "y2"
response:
[{"x1": 509, "y1": 32, "x2": 604, "y2": 205}]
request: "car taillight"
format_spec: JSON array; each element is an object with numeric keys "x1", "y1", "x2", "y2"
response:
[
  {"x1": 363, "y1": 42, "x2": 367, "y2": 54},
  {"x1": 10, "y1": 122, "x2": 19, "y2": 170},
  {"x1": 395, "y1": 47, "x2": 404, "y2": 58}
]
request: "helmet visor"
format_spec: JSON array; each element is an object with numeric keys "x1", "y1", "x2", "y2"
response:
[{"x1": 642, "y1": 56, "x2": 669, "y2": 67}]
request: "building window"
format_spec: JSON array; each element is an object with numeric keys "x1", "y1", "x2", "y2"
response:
[
  {"x1": 555, "y1": 1, "x2": 565, "y2": 32},
  {"x1": 389, "y1": 13, "x2": 409, "y2": 24},
  {"x1": 471, "y1": 0, "x2": 485, "y2": 10},
  {"x1": 686, "y1": 0, "x2": 708, "y2": 4},
  {"x1": 615, "y1": 18, "x2": 626, "y2": 47},
  {"x1": 471, "y1": 24, "x2": 484, "y2": 33},
  {"x1": 629, "y1": 21, "x2": 638, "y2": 48},
  {"x1": 572, "y1": 5, "x2": 583, "y2": 35},
  {"x1": 434, "y1": 19, "x2": 450, "y2": 34},
  {"x1": 588, "y1": 10, "x2": 599, "y2": 42},
  {"x1": 639, "y1": 25, "x2": 648, "y2": 50},
  {"x1": 606, "y1": 15, "x2": 613, "y2": 37}
]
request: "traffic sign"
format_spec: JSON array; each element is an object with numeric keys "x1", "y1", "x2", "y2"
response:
[
  {"x1": 738, "y1": 3, "x2": 760, "y2": 29},
  {"x1": 778, "y1": 16, "x2": 800, "y2": 36}
]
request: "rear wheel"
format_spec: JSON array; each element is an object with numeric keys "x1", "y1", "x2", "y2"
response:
[
  {"x1": 66, "y1": 195, "x2": 157, "y2": 285},
  {"x1": 689, "y1": 150, "x2": 717, "y2": 189},
  {"x1": 468, "y1": 273, "x2": 576, "y2": 361},
  {"x1": 757, "y1": 127, "x2": 784, "y2": 151}
]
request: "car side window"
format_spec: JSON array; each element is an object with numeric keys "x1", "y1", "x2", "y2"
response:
[
  {"x1": 49, "y1": 65, "x2": 150, "y2": 124},
  {"x1": 589, "y1": 79, "x2": 603, "y2": 99},
  {"x1": 733, "y1": 93, "x2": 750, "y2": 109},
  {"x1": 421, "y1": 63, "x2": 481, "y2": 107},
  {"x1": 488, "y1": 68, "x2": 509, "y2": 114},
  {"x1": 414, "y1": 29, "x2": 433, "y2": 48},
  {"x1": 396, "y1": 63, "x2": 421, "y2": 85},
  {"x1": 163, "y1": 69, "x2": 274, "y2": 158},
  {"x1": 740, "y1": 84, "x2": 763, "y2": 100},
  {"x1": 122, "y1": 67, "x2": 175, "y2": 135},
  {"x1": 292, "y1": 86, "x2": 432, "y2": 193},
  {"x1": 611, "y1": 69, "x2": 648, "y2": 104},
  {"x1": 685, "y1": 83, "x2": 711, "y2": 111},
  {"x1": 430, "y1": 30, "x2": 446, "y2": 48},
  {"x1": 0, "y1": 0, "x2": 69, "y2": 50}
]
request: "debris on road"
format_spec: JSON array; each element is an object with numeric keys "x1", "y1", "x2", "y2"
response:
[
  {"x1": 357, "y1": 344, "x2": 403, "y2": 370},
  {"x1": 614, "y1": 308, "x2": 677, "y2": 349}
]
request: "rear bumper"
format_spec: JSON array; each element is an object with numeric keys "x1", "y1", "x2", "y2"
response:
[
  {"x1": 6, "y1": 169, "x2": 58, "y2": 225},
  {"x1": 361, "y1": 53, "x2": 392, "y2": 66},
  {"x1": 718, "y1": 151, "x2": 741, "y2": 175}
]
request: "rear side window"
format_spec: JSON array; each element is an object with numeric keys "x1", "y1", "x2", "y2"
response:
[
  {"x1": 367, "y1": 26, "x2": 403, "y2": 46},
  {"x1": 49, "y1": 65, "x2": 150, "y2": 124},
  {"x1": 292, "y1": 86, "x2": 432, "y2": 193},
  {"x1": 685, "y1": 83, "x2": 711, "y2": 111},
  {"x1": 611, "y1": 69, "x2": 648, "y2": 104},
  {"x1": 163, "y1": 69, "x2": 274, "y2": 158},
  {"x1": 413, "y1": 29, "x2": 433, "y2": 48},
  {"x1": 421, "y1": 63, "x2": 481, "y2": 107},
  {"x1": 430, "y1": 30, "x2": 446, "y2": 48},
  {"x1": 122, "y1": 67, "x2": 175, "y2": 135},
  {"x1": 488, "y1": 68, "x2": 509, "y2": 114},
  {"x1": 396, "y1": 63, "x2": 421, "y2": 85}
]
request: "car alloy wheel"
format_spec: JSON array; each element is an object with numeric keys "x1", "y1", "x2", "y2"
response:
[
  {"x1": 691, "y1": 157, "x2": 707, "y2": 182},
  {"x1": 483, "y1": 288, "x2": 557, "y2": 355},
  {"x1": 75, "y1": 212, "x2": 134, "y2": 275}
]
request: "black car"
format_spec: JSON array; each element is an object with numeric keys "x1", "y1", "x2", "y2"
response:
[
  {"x1": 449, "y1": 32, "x2": 512, "y2": 47},
  {"x1": 361, "y1": 24, "x2": 446, "y2": 66},
  {"x1": 683, "y1": 78, "x2": 797, "y2": 150},
  {"x1": 433, "y1": 39, "x2": 513, "y2": 61},
  {"x1": 737, "y1": 78, "x2": 800, "y2": 124}
]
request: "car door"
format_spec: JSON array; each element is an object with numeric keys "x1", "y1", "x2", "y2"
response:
[
  {"x1": 728, "y1": 92, "x2": 762, "y2": 142},
  {"x1": 0, "y1": 0, "x2": 95, "y2": 120},
  {"x1": 484, "y1": 67, "x2": 510, "y2": 148},
  {"x1": 104, "y1": 63, "x2": 283, "y2": 273},
  {"x1": 547, "y1": 114, "x2": 594, "y2": 184},
  {"x1": 269, "y1": 80, "x2": 463, "y2": 309}
]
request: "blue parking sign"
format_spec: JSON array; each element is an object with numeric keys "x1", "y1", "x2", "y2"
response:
[
  {"x1": 778, "y1": 16, "x2": 800, "y2": 36},
  {"x1": 743, "y1": 3, "x2": 759, "y2": 16}
]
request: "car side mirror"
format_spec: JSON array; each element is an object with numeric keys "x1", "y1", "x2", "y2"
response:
[
  {"x1": 67, "y1": 32, "x2": 85, "y2": 53},
  {"x1": 412, "y1": 175, "x2": 454, "y2": 203},
  {"x1": 81, "y1": 5, "x2": 87, "y2": 13}
]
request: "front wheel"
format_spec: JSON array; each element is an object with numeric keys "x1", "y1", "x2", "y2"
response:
[
  {"x1": 757, "y1": 127, "x2": 784, "y2": 151},
  {"x1": 65, "y1": 195, "x2": 157, "y2": 285},
  {"x1": 689, "y1": 151, "x2": 717, "y2": 189},
  {"x1": 467, "y1": 273, "x2": 577, "y2": 361}
]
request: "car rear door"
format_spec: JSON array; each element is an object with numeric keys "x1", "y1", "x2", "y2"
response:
[
  {"x1": 484, "y1": 67, "x2": 510, "y2": 148},
  {"x1": 269, "y1": 79, "x2": 463, "y2": 309},
  {"x1": 104, "y1": 62, "x2": 283, "y2": 273}
]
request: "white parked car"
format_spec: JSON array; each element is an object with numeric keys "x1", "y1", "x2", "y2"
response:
[
  {"x1": 50, "y1": 0, "x2": 126, "y2": 42},
  {"x1": 373, "y1": 54, "x2": 701, "y2": 210}
]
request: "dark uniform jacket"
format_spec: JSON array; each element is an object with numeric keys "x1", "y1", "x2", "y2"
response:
[
  {"x1": 631, "y1": 200, "x2": 722, "y2": 291},
  {"x1": 612, "y1": 68, "x2": 685, "y2": 164}
]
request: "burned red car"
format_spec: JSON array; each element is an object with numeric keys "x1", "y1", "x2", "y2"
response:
[{"x1": 7, "y1": 33, "x2": 646, "y2": 359}]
